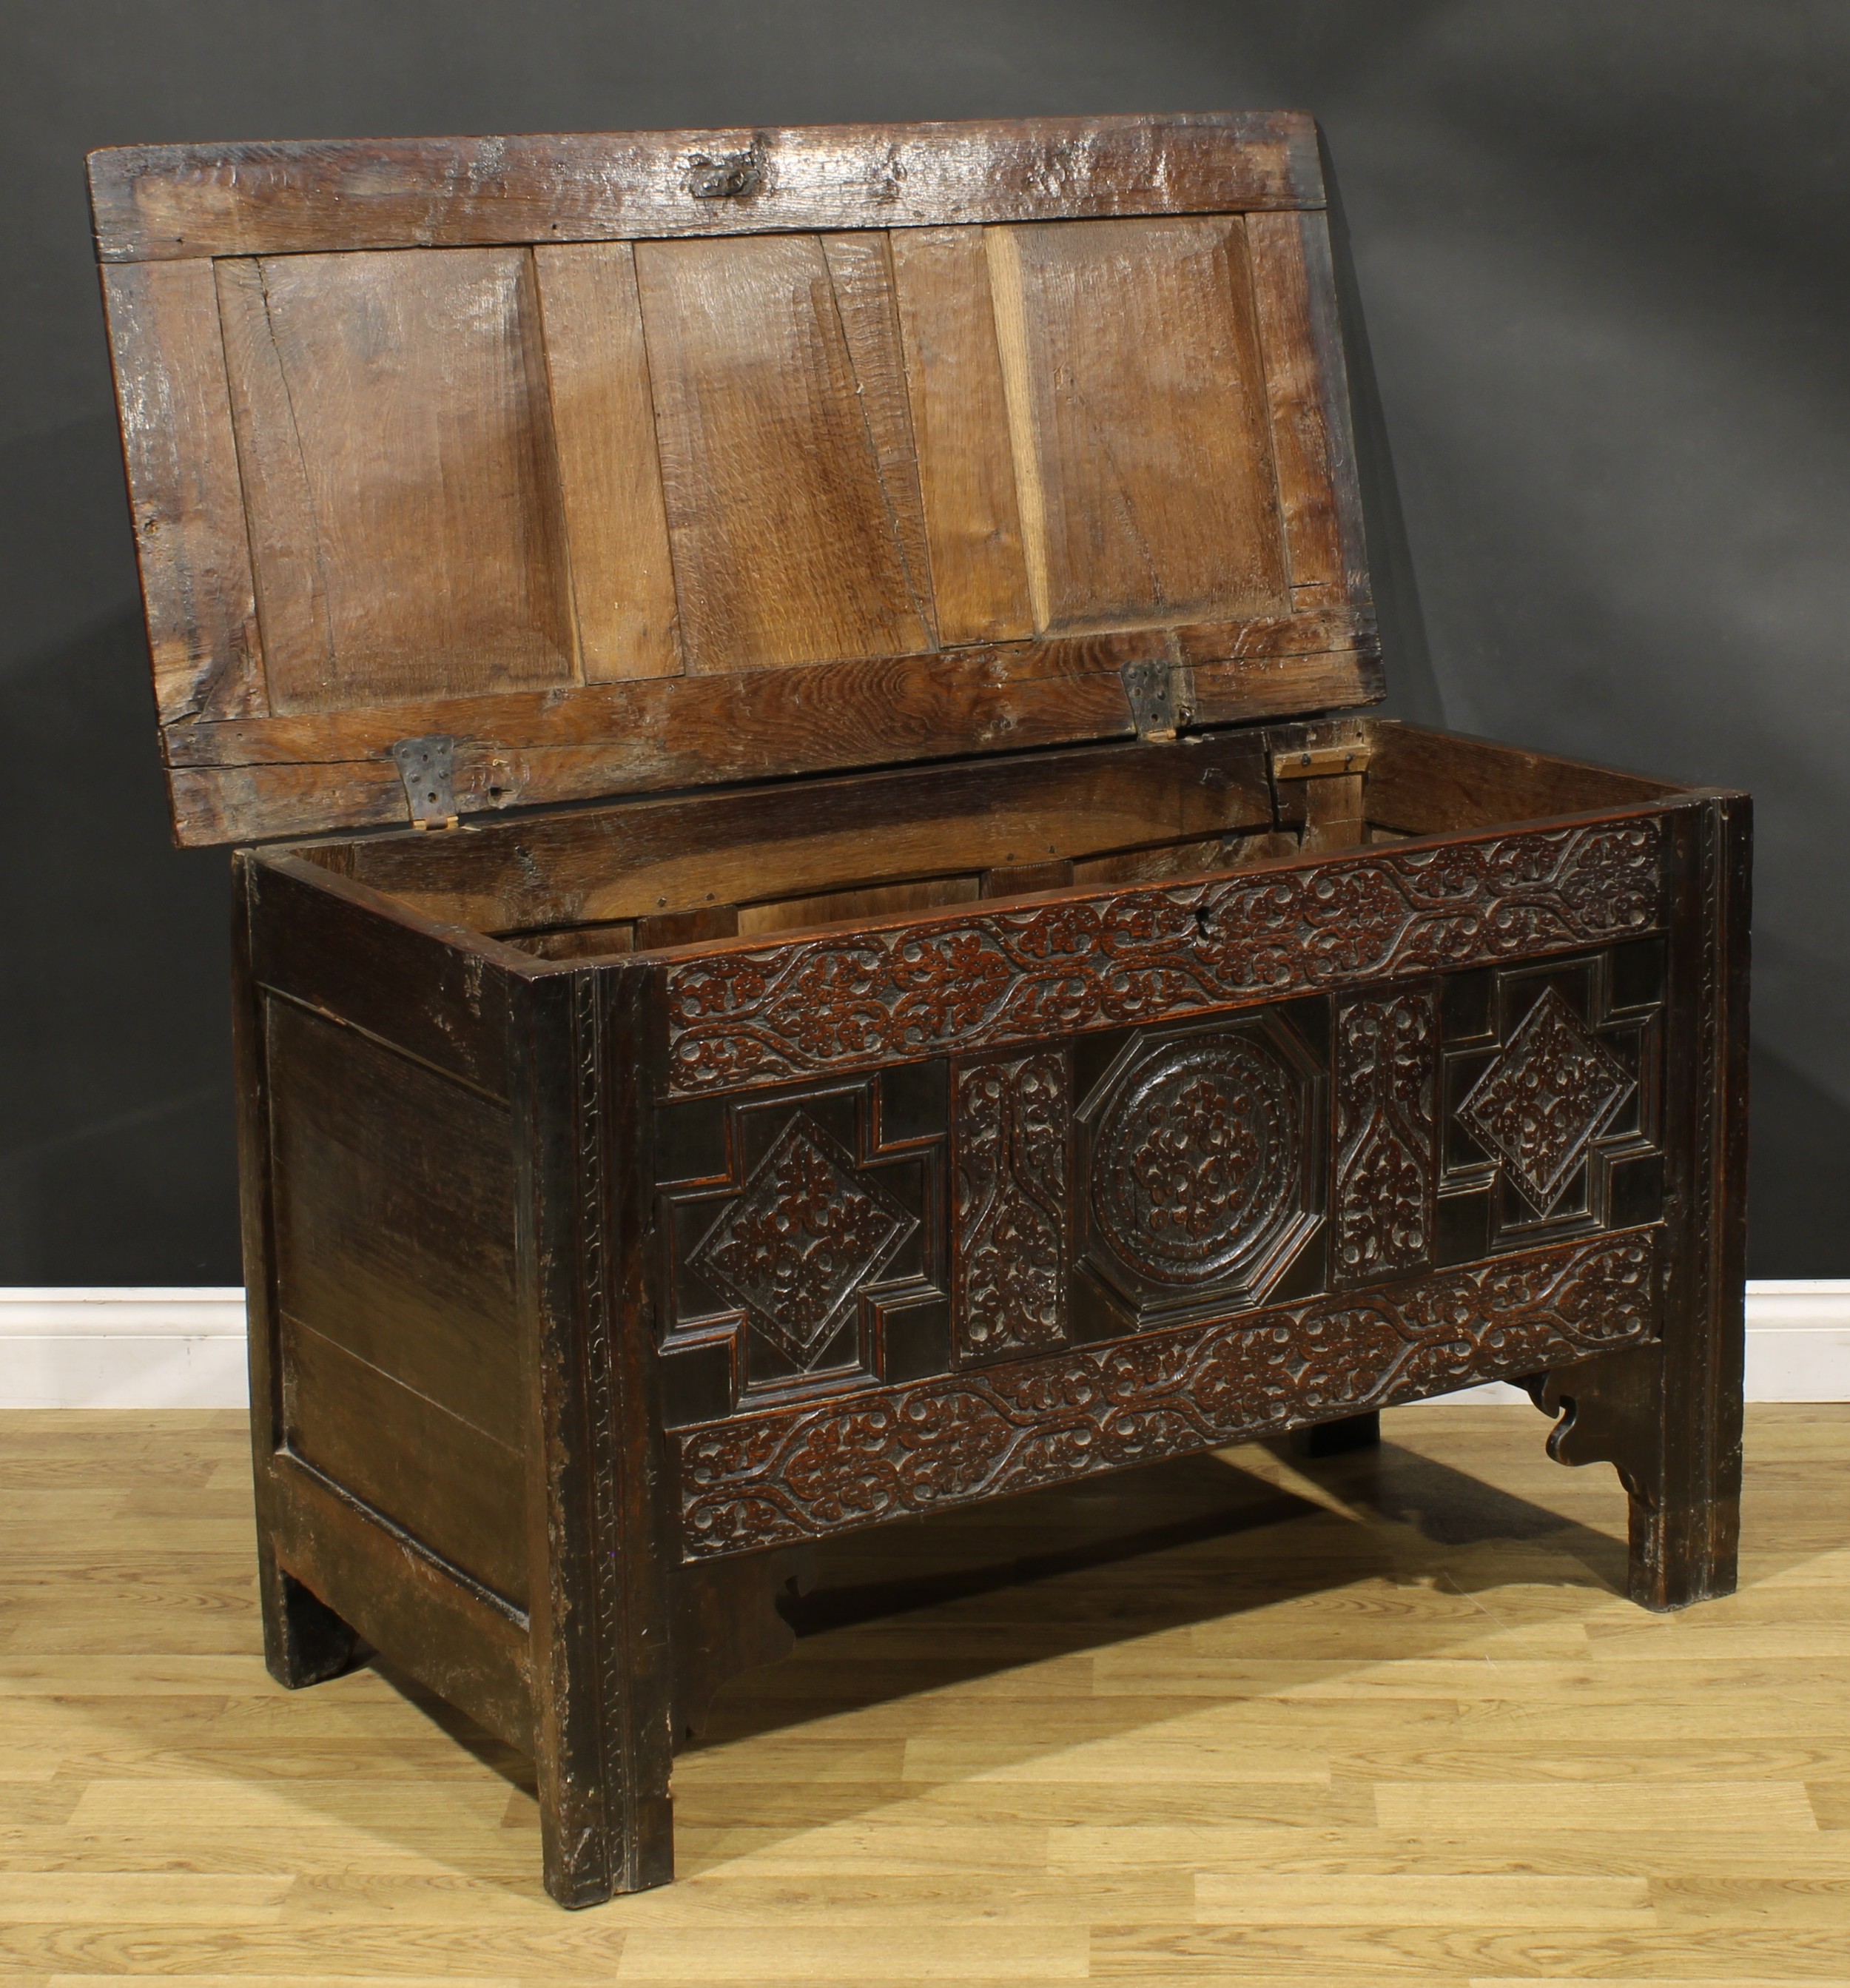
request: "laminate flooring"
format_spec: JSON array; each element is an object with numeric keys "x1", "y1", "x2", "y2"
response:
[{"x1": 2, "y1": 1404, "x2": 1848, "y2": 1983}]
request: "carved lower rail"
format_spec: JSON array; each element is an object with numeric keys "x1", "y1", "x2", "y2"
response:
[{"x1": 675, "y1": 1226, "x2": 1661, "y2": 1557}]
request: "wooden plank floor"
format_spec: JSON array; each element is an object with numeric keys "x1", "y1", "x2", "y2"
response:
[{"x1": 2, "y1": 1405, "x2": 1849, "y2": 1984}]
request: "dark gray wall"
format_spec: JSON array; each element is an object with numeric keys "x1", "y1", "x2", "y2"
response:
[{"x1": 4, "y1": 1, "x2": 1845, "y2": 1282}]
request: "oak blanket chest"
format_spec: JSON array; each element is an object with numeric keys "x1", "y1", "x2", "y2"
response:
[{"x1": 90, "y1": 112, "x2": 1749, "y2": 1907}]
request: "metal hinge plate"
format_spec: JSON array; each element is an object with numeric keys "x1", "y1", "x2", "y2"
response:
[
  {"x1": 391, "y1": 735, "x2": 460, "y2": 829},
  {"x1": 1120, "y1": 655, "x2": 1197, "y2": 742}
]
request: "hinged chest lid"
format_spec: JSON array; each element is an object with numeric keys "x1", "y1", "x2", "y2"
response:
[{"x1": 90, "y1": 112, "x2": 1379, "y2": 847}]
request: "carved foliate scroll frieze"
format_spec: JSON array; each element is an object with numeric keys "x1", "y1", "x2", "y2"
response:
[
  {"x1": 662, "y1": 822, "x2": 1666, "y2": 1095},
  {"x1": 1333, "y1": 986, "x2": 1437, "y2": 1286},
  {"x1": 676, "y1": 1229, "x2": 1661, "y2": 1557},
  {"x1": 952, "y1": 1052, "x2": 1071, "y2": 1361}
]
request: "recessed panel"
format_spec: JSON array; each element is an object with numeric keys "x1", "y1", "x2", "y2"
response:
[
  {"x1": 985, "y1": 216, "x2": 1290, "y2": 634},
  {"x1": 634, "y1": 233, "x2": 933, "y2": 673},
  {"x1": 218, "y1": 248, "x2": 576, "y2": 713}
]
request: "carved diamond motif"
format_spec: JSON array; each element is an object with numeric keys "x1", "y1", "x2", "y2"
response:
[
  {"x1": 1457, "y1": 989, "x2": 1634, "y2": 1212},
  {"x1": 691, "y1": 1115, "x2": 916, "y2": 1369}
]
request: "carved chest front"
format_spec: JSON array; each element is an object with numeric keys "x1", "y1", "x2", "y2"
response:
[{"x1": 90, "y1": 112, "x2": 1748, "y2": 1907}]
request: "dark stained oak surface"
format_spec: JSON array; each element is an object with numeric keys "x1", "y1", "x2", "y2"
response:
[{"x1": 90, "y1": 113, "x2": 1749, "y2": 1918}]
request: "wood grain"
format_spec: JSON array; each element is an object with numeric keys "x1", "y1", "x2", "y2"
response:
[
  {"x1": 100, "y1": 260, "x2": 265, "y2": 724},
  {"x1": 264, "y1": 999, "x2": 522, "y2": 1449},
  {"x1": 218, "y1": 246, "x2": 576, "y2": 713},
  {"x1": 890, "y1": 226, "x2": 1035, "y2": 645},
  {"x1": 819, "y1": 232, "x2": 938, "y2": 645},
  {"x1": 94, "y1": 116, "x2": 1380, "y2": 846},
  {"x1": 2, "y1": 1403, "x2": 1841, "y2": 1971},
  {"x1": 87, "y1": 113, "x2": 1325, "y2": 263},
  {"x1": 162, "y1": 616, "x2": 1377, "y2": 844},
  {"x1": 532, "y1": 243, "x2": 682, "y2": 681},
  {"x1": 324, "y1": 733, "x2": 1276, "y2": 936},
  {"x1": 635, "y1": 232, "x2": 930, "y2": 673},
  {"x1": 282, "y1": 1317, "x2": 529, "y2": 1611},
  {"x1": 986, "y1": 216, "x2": 1289, "y2": 634},
  {"x1": 1248, "y1": 209, "x2": 1348, "y2": 604}
]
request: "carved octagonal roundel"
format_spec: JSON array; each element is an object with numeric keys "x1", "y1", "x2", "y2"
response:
[{"x1": 1086, "y1": 1027, "x2": 1316, "y2": 1309}]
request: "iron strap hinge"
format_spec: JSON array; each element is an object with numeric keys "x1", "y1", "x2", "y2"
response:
[
  {"x1": 1119, "y1": 653, "x2": 1198, "y2": 742},
  {"x1": 391, "y1": 735, "x2": 460, "y2": 829}
]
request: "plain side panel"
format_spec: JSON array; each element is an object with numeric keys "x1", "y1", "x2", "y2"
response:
[
  {"x1": 226, "y1": 245, "x2": 579, "y2": 713},
  {"x1": 985, "y1": 216, "x2": 1291, "y2": 636},
  {"x1": 283, "y1": 1316, "x2": 530, "y2": 1609},
  {"x1": 265, "y1": 998, "x2": 523, "y2": 1451},
  {"x1": 633, "y1": 232, "x2": 932, "y2": 673},
  {"x1": 889, "y1": 226, "x2": 1035, "y2": 647},
  {"x1": 533, "y1": 243, "x2": 683, "y2": 682},
  {"x1": 101, "y1": 259, "x2": 266, "y2": 725}
]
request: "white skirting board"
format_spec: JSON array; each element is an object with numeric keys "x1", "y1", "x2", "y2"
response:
[{"x1": 3, "y1": 1285, "x2": 1849, "y2": 1410}]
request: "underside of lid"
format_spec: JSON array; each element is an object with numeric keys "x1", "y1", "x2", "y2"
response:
[{"x1": 89, "y1": 113, "x2": 1379, "y2": 847}]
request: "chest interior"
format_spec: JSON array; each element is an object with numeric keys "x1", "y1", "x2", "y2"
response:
[{"x1": 287, "y1": 718, "x2": 1680, "y2": 964}]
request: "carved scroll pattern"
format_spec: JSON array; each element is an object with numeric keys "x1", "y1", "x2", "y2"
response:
[
  {"x1": 952, "y1": 1052, "x2": 1070, "y2": 1360},
  {"x1": 1333, "y1": 987, "x2": 1436, "y2": 1286},
  {"x1": 677, "y1": 1229, "x2": 1660, "y2": 1557},
  {"x1": 662, "y1": 822, "x2": 1666, "y2": 1095}
]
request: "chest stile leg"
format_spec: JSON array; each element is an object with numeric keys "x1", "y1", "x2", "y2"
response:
[
  {"x1": 235, "y1": 854, "x2": 366, "y2": 1688},
  {"x1": 516, "y1": 962, "x2": 675, "y2": 1904},
  {"x1": 1528, "y1": 796, "x2": 1750, "y2": 1609}
]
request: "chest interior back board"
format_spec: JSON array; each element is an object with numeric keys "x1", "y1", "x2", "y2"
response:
[{"x1": 90, "y1": 113, "x2": 1749, "y2": 1907}]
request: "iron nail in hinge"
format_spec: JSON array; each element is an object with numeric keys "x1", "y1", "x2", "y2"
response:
[{"x1": 392, "y1": 735, "x2": 460, "y2": 830}]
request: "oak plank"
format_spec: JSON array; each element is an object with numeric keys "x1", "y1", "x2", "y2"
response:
[
  {"x1": 1365, "y1": 723, "x2": 1681, "y2": 836},
  {"x1": 214, "y1": 256, "x2": 335, "y2": 705},
  {"x1": 168, "y1": 608, "x2": 1376, "y2": 772},
  {"x1": 985, "y1": 216, "x2": 1289, "y2": 634},
  {"x1": 169, "y1": 637, "x2": 1379, "y2": 844},
  {"x1": 635, "y1": 233, "x2": 930, "y2": 673},
  {"x1": 88, "y1": 114, "x2": 1325, "y2": 263},
  {"x1": 890, "y1": 226, "x2": 1035, "y2": 645},
  {"x1": 736, "y1": 876, "x2": 980, "y2": 938},
  {"x1": 223, "y1": 247, "x2": 577, "y2": 713},
  {"x1": 266, "y1": 1451, "x2": 533, "y2": 1753},
  {"x1": 819, "y1": 232, "x2": 938, "y2": 645},
  {"x1": 1247, "y1": 209, "x2": 1346, "y2": 600},
  {"x1": 532, "y1": 244, "x2": 682, "y2": 682},
  {"x1": 99, "y1": 260, "x2": 265, "y2": 724},
  {"x1": 265, "y1": 1000, "x2": 522, "y2": 1452},
  {"x1": 283, "y1": 1317, "x2": 529, "y2": 1611},
  {"x1": 337, "y1": 733, "x2": 1274, "y2": 936}
]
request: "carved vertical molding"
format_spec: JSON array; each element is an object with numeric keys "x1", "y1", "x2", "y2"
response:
[
  {"x1": 952, "y1": 1050, "x2": 1071, "y2": 1359},
  {"x1": 570, "y1": 970, "x2": 629, "y2": 1868},
  {"x1": 1333, "y1": 985, "x2": 1436, "y2": 1286}
]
